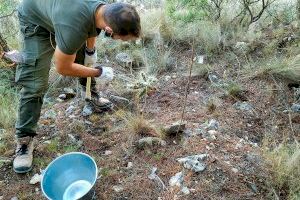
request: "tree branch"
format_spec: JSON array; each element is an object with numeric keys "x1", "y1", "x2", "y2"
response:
[{"x1": 0, "y1": 9, "x2": 17, "y2": 19}]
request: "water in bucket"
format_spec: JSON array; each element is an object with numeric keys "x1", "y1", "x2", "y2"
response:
[{"x1": 63, "y1": 180, "x2": 92, "y2": 200}]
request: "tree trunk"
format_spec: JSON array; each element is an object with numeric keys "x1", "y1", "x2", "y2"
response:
[{"x1": 0, "y1": 32, "x2": 10, "y2": 52}]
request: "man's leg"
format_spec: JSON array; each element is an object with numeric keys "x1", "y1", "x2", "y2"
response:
[
  {"x1": 14, "y1": 15, "x2": 54, "y2": 173},
  {"x1": 75, "y1": 45, "x2": 113, "y2": 112}
]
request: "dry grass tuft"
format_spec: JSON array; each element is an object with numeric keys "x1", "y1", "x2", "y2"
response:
[
  {"x1": 264, "y1": 142, "x2": 300, "y2": 199},
  {"x1": 125, "y1": 113, "x2": 159, "y2": 137}
]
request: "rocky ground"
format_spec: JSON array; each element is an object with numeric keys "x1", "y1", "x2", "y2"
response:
[{"x1": 0, "y1": 47, "x2": 299, "y2": 200}]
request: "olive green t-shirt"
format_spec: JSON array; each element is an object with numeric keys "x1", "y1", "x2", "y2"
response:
[{"x1": 18, "y1": 0, "x2": 105, "y2": 55}]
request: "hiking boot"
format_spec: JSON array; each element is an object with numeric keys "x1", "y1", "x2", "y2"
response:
[
  {"x1": 13, "y1": 136, "x2": 34, "y2": 173},
  {"x1": 81, "y1": 87, "x2": 113, "y2": 113}
]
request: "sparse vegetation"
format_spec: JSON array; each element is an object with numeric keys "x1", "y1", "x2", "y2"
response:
[
  {"x1": 264, "y1": 142, "x2": 300, "y2": 199},
  {"x1": 1, "y1": 0, "x2": 300, "y2": 199},
  {"x1": 0, "y1": 65, "x2": 18, "y2": 129}
]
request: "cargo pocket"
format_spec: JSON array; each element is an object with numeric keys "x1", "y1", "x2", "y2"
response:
[
  {"x1": 15, "y1": 55, "x2": 37, "y2": 84},
  {"x1": 19, "y1": 21, "x2": 39, "y2": 38}
]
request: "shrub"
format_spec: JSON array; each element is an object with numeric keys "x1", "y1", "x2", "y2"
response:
[{"x1": 166, "y1": 0, "x2": 210, "y2": 23}]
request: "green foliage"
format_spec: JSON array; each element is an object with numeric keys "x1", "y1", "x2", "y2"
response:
[
  {"x1": 0, "y1": 0, "x2": 17, "y2": 15},
  {"x1": 46, "y1": 138, "x2": 60, "y2": 153},
  {"x1": 0, "y1": 66, "x2": 18, "y2": 129},
  {"x1": 166, "y1": 0, "x2": 210, "y2": 23},
  {"x1": 264, "y1": 142, "x2": 300, "y2": 199},
  {"x1": 63, "y1": 144, "x2": 80, "y2": 153}
]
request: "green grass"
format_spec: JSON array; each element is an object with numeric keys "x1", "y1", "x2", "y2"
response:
[
  {"x1": 33, "y1": 156, "x2": 51, "y2": 169},
  {"x1": 63, "y1": 144, "x2": 80, "y2": 153},
  {"x1": 46, "y1": 138, "x2": 60, "y2": 153}
]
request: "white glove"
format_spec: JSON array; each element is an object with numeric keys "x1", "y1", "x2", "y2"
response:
[
  {"x1": 96, "y1": 66, "x2": 114, "y2": 81},
  {"x1": 84, "y1": 48, "x2": 97, "y2": 66}
]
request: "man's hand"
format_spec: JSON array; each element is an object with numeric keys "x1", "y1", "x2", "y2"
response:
[{"x1": 84, "y1": 47, "x2": 97, "y2": 66}]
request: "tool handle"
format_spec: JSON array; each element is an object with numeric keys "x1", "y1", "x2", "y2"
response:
[{"x1": 85, "y1": 64, "x2": 92, "y2": 100}]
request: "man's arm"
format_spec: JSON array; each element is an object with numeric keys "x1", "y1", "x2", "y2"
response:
[
  {"x1": 54, "y1": 46, "x2": 100, "y2": 77},
  {"x1": 86, "y1": 37, "x2": 96, "y2": 49}
]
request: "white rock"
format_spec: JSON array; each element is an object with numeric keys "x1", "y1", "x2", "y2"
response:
[
  {"x1": 177, "y1": 154, "x2": 208, "y2": 172},
  {"x1": 58, "y1": 93, "x2": 66, "y2": 100},
  {"x1": 231, "y1": 168, "x2": 239, "y2": 173},
  {"x1": 112, "y1": 185, "x2": 124, "y2": 193},
  {"x1": 104, "y1": 150, "x2": 113, "y2": 156},
  {"x1": 181, "y1": 186, "x2": 190, "y2": 195},
  {"x1": 197, "y1": 55, "x2": 205, "y2": 64},
  {"x1": 169, "y1": 171, "x2": 183, "y2": 187},
  {"x1": 148, "y1": 167, "x2": 158, "y2": 180},
  {"x1": 127, "y1": 162, "x2": 133, "y2": 169},
  {"x1": 30, "y1": 173, "x2": 42, "y2": 185}
]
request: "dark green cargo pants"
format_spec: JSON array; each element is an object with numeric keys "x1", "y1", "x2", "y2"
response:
[{"x1": 16, "y1": 13, "x2": 96, "y2": 138}]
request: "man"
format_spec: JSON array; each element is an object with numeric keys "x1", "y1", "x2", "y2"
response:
[{"x1": 14, "y1": 0, "x2": 141, "y2": 173}]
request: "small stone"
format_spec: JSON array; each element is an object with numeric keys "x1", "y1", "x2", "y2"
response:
[
  {"x1": 208, "y1": 74, "x2": 220, "y2": 84},
  {"x1": 84, "y1": 120, "x2": 92, "y2": 125},
  {"x1": 163, "y1": 121, "x2": 186, "y2": 136},
  {"x1": 68, "y1": 134, "x2": 77, "y2": 143},
  {"x1": 0, "y1": 196, "x2": 3, "y2": 200},
  {"x1": 196, "y1": 55, "x2": 205, "y2": 64},
  {"x1": 35, "y1": 187, "x2": 39, "y2": 193},
  {"x1": 235, "y1": 142, "x2": 243, "y2": 149},
  {"x1": 248, "y1": 182, "x2": 258, "y2": 193},
  {"x1": 137, "y1": 137, "x2": 166, "y2": 149},
  {"x1": 42, "y1": 109, "x2": 57, "y2": 120},
  {"x1": 116, "y1": 52, "x2": 133, "y2": 67},
  {"x1": 104, "y1": 150, "x2": 112, "y2": 156},
  {"x1": 205, "y1": 130, "x2": 217, "y2": 141},
  {"x1": 127, "y1": 162, "x2": 133, "y2": 169},
  {"x1": 148, "y1": 167, "x2": 158, "y2": 180},
  {"x1": 291, "y1": 103, "x2": 300, "y2": 113},
  {"x1": 177, "y1": 154, "x2": 208, "y2": 172},
  {"x1": 112, "y1": 185, "x2": 124, "y2": 193},
  {"x1": 164, "y1": 75, "x2": 171, "y2": 81},
  {"x1": 233, "y1": 101, "x2": 253, "y2": 111},
  {"x1": 11, "y1": 197, "x2": 18, "y2": 200},
  {"x1": 43, "y1": 140, "x2": 51, "y2": 144},
  {"x1": 58, "y1": 93, "x2": 67, "y2": 100},
  {"x1": 169, "y1": 171, "x2": 184, "y2": 187},
  {"x1": 30, "y1": 173, "x2": 42, "y2": 184},
  {"x1": 293, "y1": 88, "x2": 300, "y2": 102},
  {"x1": 109, "y1": 95, "x2": 131, "y2": 109},
  {"x1": 231, "y1": 168, "x2": 239, "y2": 173},
  {"x1": 82, "y1": 104, "x2": 93, "y2": 116},
  {"x1": 181, "y1": 186, "x2": 190, "y2": 195},
  {"x1": 63, "y1": 87, "x2": 76, "y2": 97},
  {"x1": 205, "y1": 119, "x2": 219, "y2": 130},
  {"x1": 66, "y1": 105, "x2": 75, "y2": 115}
]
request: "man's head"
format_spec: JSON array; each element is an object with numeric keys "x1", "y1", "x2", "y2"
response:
[{"x1": 101, "y1": 3, "x2": 141, "y2": 41}]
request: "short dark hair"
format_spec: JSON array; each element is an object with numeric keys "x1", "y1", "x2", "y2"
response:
[{"x1": 103, "y1": 3, "x2": 141, "y2": 37}]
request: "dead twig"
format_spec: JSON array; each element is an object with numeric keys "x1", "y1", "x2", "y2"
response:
[
  {"x1": 179, "y1": 39, "x2": 195, "y2": 126},
  {"x1": 0, "y1": 9, "x2": 17, "y2": 19}
]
